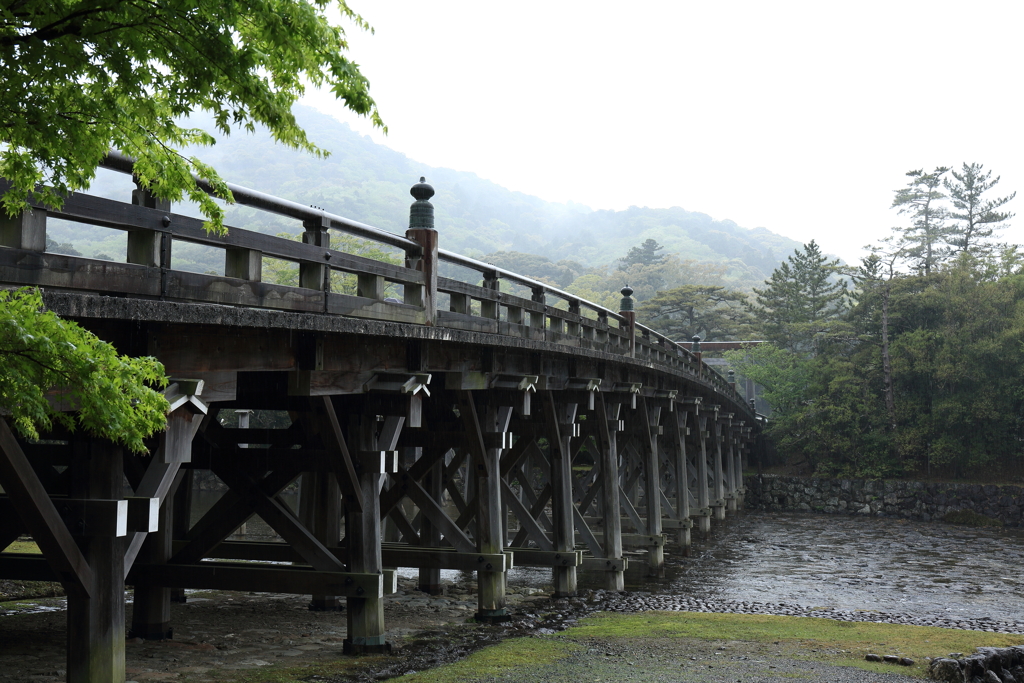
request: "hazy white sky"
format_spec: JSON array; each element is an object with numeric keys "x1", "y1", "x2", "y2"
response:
[{"x1": 302, "y1": 1, "x2": 1024, "y2": 264}]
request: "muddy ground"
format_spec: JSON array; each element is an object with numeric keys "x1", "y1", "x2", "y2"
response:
[{"x1": 0, "y1": 574, "x2": 578, "y2": 683}]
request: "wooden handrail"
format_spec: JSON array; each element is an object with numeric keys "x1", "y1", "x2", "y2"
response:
[{"x1": 0, "y1": 166, "x2": 753, "y2": 416}]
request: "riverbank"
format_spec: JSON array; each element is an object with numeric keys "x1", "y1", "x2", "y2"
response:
[
  {"x1": 745, "y1": 474, "x2": 1024, "y2": 527},
  {"x1": 5, "y1": 512, "x2": 1024, "y2": 681},
  {"x1": 6, "y1": 582, "x2": 1023, "y2": 683}
]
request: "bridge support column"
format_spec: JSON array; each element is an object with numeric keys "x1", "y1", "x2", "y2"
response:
[
  {"x1": 130, "y1": 477, "x2": 176, "y2": 640},
  {"x1": 300, "y1": 471, "x2": 341, "y2": 610},
  {"x1": 68, "y1": 438, "x2": 126, "y2": 683},
  {"x1": 710, "y1": 408, "x2": 727, "y2": 522},
  {"x1": 547, "y1": 393, "x2": 577, "y2": 598},
  {"x1": 637, "y1": 397, "x2": 665, "y2": 577},
  {"x1": 691, "y1": 406, "x2": 712, "y2": 539},
  {"x1": 671, "y1": 407, "x2": 692, "y2": 551},
  {"x1": 416, "y1": 447, "x2": 443, "y2": 595},
  {"x1": 597, "y1": 394, "x2": 624, "y2": 591},
  {"x1": 474, "y1": 402, "x2": 512, "y2": 622},
  {"x1": 169, "y1": 469, "x2": 192, "y2": 604},
  {"x1": 724, "y1": 417, "x2": 739, "y2": 514},
  {"x1": 345, "y1": 416, "x2": 388, "y2": 654},
  {"x1": 131, "y1": 394, "x2": 203, "y2": 638}
]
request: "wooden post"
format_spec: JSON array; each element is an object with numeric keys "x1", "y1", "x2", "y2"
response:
[
  {"x1": 130, "y1": 396, "x2": 201, "y2": 638},
  {"x1": 637, "y1": 397, "x2": 664, "y2": 577},
  {"x1": 546, "y1": 393, "x2": 577, "y2": 597},
  {"x1": 0, "y1": 206, "x2": 46, "y2": 251},
  {"x1": 344, "y1": 415, "x2": 388, "y2": 653},
  {"x1": 710, "y1": 409, "x2": 726, "y2": 522},
  {"x1": 299, "y1": 471, "x2": 342, "y2": 610},
  {"x1": 68, "y1": 437, "x2": 126, "y2": 683},
  {"x1": 405, "y1": 178, "x2": 438, "y2": 325},
  {"x1": 619, "y1": 286, "x2": 636, "y2": 357},
  {"x1": 169, "y1": 468, "x2": 191, "y2": 604},
  {"x1": 693, "y1": 409, "x2": 711, "y2": 539},
  {"x1": 300, "y1": 217, "x2": 330, "y2": 291},
  {"x1": 596, "y1": 394, "x2": 624, "y2": 591},
  {"x1": 671, "y1": 408, "x2": 692, "y2": 549},
  {"x1": 128, "y1": 185, "x2": 169, "y2": 268},
  {"x1": 724, "y1": 416, "x2": 738, "y2": 513},
  {"x1": 476, "y1": 403, "x2": 511, "y2": 621},
  {"x1": 417, "y1": 447, "x2": 443, "y2": 594}
]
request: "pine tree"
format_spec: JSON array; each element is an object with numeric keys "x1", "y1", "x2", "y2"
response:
[
  {"x1": 748, "y1": 241, "x2": 848, "y2": 352},
  {"x1": 891, "y1": 167, "x2": 951, "y2": 275},
  {"x1": 621, "y1": 238, "x2": 665, "y2": 267},
  {"x1": 944, "y1": 162, "x2": 1016, "y2": 255}
]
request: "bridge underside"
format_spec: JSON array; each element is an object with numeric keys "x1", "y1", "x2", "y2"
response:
[{"x1": 0, "y1": 293, "x2": 755, "y2": 680}]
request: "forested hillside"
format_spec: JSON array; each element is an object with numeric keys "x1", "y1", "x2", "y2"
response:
[{"x1": 50, "y1": 106, "x2": 800, "y2": 291}]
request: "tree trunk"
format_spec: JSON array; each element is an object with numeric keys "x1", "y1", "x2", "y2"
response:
[{"x1": 881, "y1": 281, "x2": 896, "y2": 432}]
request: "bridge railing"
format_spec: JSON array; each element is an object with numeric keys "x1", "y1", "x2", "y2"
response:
[{"x1": 0, "y1": 162, "x2": 743, "y2": 406}]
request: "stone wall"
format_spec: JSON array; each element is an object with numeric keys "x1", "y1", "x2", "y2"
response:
[{"x1": 744, "y1": 474, "x2": 1024, "y2": 528}]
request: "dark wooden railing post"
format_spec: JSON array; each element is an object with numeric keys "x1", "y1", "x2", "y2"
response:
[
  {"x1": 530, "y1": 287, "x2": 546, "y2": 330},
  {"x1": 0, "y1": 206, "x2": 45, "y2": 251},
  {"x1": 129, "y1": 183, "x2": 170, "y2": 268},
  {"x1": 405, "y1": 177, "x2": 438, "y2": 325},
  {"x1": 481, "y1": 270, "x2": 500, "y2": 320},
  {"x1": 619, "y1": 286, "x2": 636, "y2": 357},
  {"x1": 300, "y1": 217, "x2": 330, "y2": 291},
  {"x1": 692, "y1": 335, "x2": 703, "y2": 378}
]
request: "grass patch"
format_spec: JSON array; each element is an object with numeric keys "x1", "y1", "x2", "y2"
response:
[
  {"x1": 3, "y1": 539, "x2": 41, "y2": 554},
  {"x1": 210, "y1": 639, "x2": 575, "y2": 683},
  {"x1": 398, "y1": 638, "x2": 576, "y2": 683},
  {"x1": 942, "y1": 509, "x2": 1003, "y2": 527},
  {"x1": 562, "y1": 611, "x2": 1024, "y2": 678},
  {"x1": 217, "y1": 656, "x2": 387, "y2": 683}
]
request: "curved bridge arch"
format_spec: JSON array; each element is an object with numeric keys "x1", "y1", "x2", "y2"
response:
[{"x1": 0, "y1": 165, "x2": 761, "y2": 680}]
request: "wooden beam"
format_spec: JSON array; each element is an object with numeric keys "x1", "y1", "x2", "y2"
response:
[
  {"x1": 0, "y1": 419, "x2": 93, "y2": 596},
  {"x1": 170, "y1": 466, "x2": 298, "y2": 565},
  {"x1": 500, "y1": 479, "x2": 554, "y2": 551},
  {"x1": 320, "y1": 396, "x2": 363, "y2": 512},
  {"x1": 134, "y1": 563, "x2": 384, "y2": 598},
  {"x1": 394, "y1": 464, "x2": 475, "y2": 553},
  {"x1": 213, "y1": 464, "x2": 346, "y2": 573}
]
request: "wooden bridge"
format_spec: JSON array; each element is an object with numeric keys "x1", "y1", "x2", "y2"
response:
[{"x1": 0, "y1": 158, "x2": 761, "y2": 682}]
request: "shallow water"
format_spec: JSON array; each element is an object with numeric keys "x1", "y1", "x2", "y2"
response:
[{"x1": 653, "y1": 512, "x2": 1024, "y2": 623}]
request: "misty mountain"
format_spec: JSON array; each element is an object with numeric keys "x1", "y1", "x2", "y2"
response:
[{"x1": 56, "y1": 106, "x2": 803, "y2": 288}]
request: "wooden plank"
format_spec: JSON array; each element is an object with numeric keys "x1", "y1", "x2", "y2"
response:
[
  {"x1": 134, "y1": 563, "x2": 384, "y2": 598},
  {"x1": 165, "y1": 271, "x2": 325, "y2": 312},
  {"x1": 0, "y1": 553, "x2": 58, "y2": 581},
  {"x1": 0, "y1": 248, "x2": 160, "y2": 296},
  {"x1": 327, "y1": 293, "x2": 427, "y2": 324},
  {"x1": 0, "y1": 420, "x2": 93, "y2": 596},
  {"x1": 507, "y1": 548, "x2": 581, "y2": 567},
  {"x1": 581, "y1": 556, "x2": 627, "y2": 571},
  {"x1": 173, "y1": 540, "x2": 512, "y2": 573}
]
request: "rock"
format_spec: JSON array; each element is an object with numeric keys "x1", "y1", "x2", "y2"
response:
[
  {"x1": 883, "y1": 654, "x2": 900, "y2": 663},
  {"x1": 865, "y1": 653, "x2": 882, "y2": 662},
  {"x1": 899, "y1": 657, "x2": 915, "y2": 666},
  {"x1": 985, "y1": 671, "x2": 1003, "y2": 683},
  {"x1": 929, "y1": 658, "x2": 963, "y2": 682}
]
